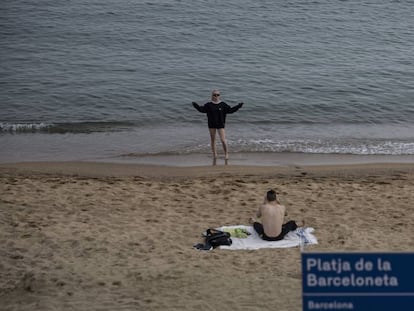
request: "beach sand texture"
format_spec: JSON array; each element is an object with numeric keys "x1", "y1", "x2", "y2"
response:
[{"x1": 1, "y1": 162, "x2": 413, "y2": 311}]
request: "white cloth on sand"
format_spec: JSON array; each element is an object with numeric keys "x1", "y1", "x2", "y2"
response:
[{"x1": 218, "y1": 225, "x2": 318, "y2": 250}]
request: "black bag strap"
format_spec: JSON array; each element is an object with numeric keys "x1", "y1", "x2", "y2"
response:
[{"x1": 206, "y1": 228, "x2": 230, "y2": 237}]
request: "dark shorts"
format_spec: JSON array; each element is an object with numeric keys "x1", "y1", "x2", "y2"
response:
[
  {"x1": 208, "y1": 122, "x2": 225, "y2": 129},
  {"x1": 253, "y1": 221, "x2": 298, "y2": 241}
]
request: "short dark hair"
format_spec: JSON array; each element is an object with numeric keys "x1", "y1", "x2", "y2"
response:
[{"x1": 266, "y1": 189, "x2": 277, "y2": 202}]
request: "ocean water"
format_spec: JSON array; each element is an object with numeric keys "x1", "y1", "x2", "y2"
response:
[{"x1": 1, "y1": 0, "x2": 414, "y2": 163}]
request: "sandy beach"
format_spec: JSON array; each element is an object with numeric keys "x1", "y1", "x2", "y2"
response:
[{"x1": 1, "y1": 161, "x2": 413, "y2": 311}]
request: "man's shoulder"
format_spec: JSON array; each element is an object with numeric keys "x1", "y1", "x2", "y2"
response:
[
  {"x1": 277, "y1": 204, "x2": 286, "y2": 210},
  {"x1": 263, "y1": 203, "x2": 285, "y2": 211}
]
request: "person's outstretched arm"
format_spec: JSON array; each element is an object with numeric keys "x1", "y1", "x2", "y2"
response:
[
  {"x1": 226, "y1": 102, "x2": 244, "y2": 114},
  {"x1": 192, "y1": 102, "x2": 207, "y2": 113}
]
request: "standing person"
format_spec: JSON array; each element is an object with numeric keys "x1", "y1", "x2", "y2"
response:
[
  {"x1": 192, "y1": 90, "x2": 243, "y2": 163},
  {"x1": 250, "y1": 189, "x2": 304, "y2": 241}
]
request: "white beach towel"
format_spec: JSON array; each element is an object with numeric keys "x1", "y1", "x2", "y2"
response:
[{"x1": 218, "y1": 225, "x2": 318, "y2": 250}]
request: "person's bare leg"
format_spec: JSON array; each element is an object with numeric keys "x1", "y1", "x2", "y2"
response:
[
  {"x1": 209, "y1": 128, "x2": 217, "y2": 159},
  {"x1": 218, "y1": 128, "x2": 228, "y2": 160}
]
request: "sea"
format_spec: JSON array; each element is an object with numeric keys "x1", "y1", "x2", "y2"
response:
[{"x1": 1, "y1": 0, "x2": 414, "y2": 165}]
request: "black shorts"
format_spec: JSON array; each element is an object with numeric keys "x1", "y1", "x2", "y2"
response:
[{"x1": 253, "y1": 221, "x2": 298, "y2": 241}]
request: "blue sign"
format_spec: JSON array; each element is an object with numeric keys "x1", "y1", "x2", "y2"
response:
[{"x1": 302, "y1": 252, "x2": 414, "y2": 311}]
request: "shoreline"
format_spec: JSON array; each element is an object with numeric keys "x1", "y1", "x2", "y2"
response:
[
  {"x1": 100, "y1": 152, "x2": 414, "y2": 167},
  {"x1": 1, "y1": 159, "x2": 414, "y2": 180},
  {"x1": 1, "y1": 152, "x2": 414, "y2": 178}
]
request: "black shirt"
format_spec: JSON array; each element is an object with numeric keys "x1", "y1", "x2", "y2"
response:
[{"x1": 193, "y1": 101, "x2": 243, "y2": 128}]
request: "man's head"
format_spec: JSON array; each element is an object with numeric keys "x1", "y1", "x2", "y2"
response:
[
  {"x1": 266, "y1": 189, "x2": 277, "y2": 202},
  {"x1": 211, "y1": 89, "x2": 221, "y2": 101}
]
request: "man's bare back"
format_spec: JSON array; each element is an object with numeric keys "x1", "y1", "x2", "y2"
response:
[
  {"x1": 258, "y1": 202, "x2": 285, "y2": 237},
  {"x1": 252, "y1": 189, "x2": 302, "y2": 241}
]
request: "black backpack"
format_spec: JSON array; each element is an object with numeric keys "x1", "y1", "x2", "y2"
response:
[{"x1": 194, "y1": 228, "x2": 232, "y2": 250}]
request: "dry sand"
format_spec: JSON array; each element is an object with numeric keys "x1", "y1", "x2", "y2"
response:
[{"x1": 1, "y1": 162, "x2": 413, "y2": 310}]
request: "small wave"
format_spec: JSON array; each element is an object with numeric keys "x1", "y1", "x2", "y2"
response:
[
  {"x1": 0, "y1": 122, "x2": 52, "y2": 133},
  {"x1": 119, "y1": 139, "x2": 414, "y2": 157},
  {"x1": 229, "y1": 138, "x2": 414, "y2": 156},
  {"x1": 0, "y1": 121, "x2": 136, "y2": 134}
]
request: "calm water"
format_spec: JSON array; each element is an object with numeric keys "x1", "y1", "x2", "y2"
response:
[{"x1": 1, "y1": 0, "x2": 414, "y2": 162}]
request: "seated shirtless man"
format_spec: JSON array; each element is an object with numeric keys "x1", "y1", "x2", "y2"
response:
[{"x1": 251, "y1": 189, "x2": 303, "y2": 241}]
